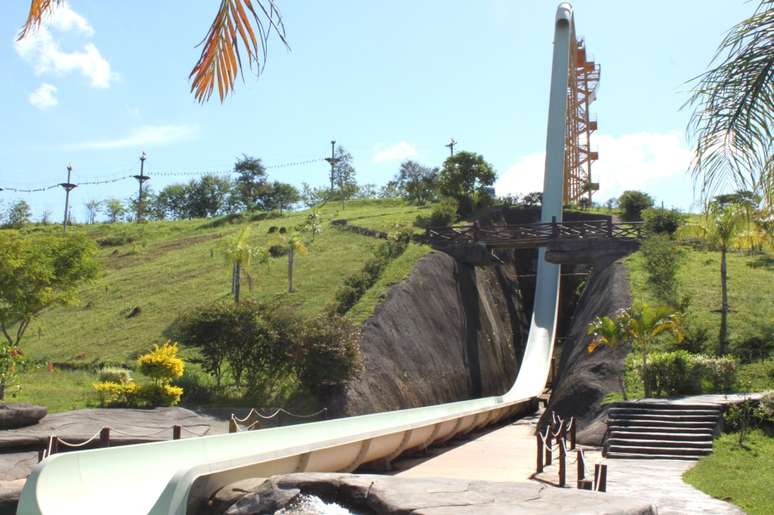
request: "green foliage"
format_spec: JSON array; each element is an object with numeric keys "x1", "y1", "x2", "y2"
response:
[
  {"x1": 3, "y1": 200, "x2": 32, "y2": 229},
  {"x1": 618, "y1": 190, "x2": 654, "y2": 221},
  {"x1": 137, "y1": 342, "x2": 185, "y2": 382},
  {"x1": 137, "y1": 383, "x2": 184, "y2": 407},
  {"x1": 233, "y1": 155, "x2": 268, "y2": 210},
  {"x1": 641, "y1": 351, "x2": 737, "y2": 397},
  {"x1": 0, "y1": 231, "x2": 98, "y2": 371},
  {"x1": 642, "y1": 207, "x2": 684, "y2": 235},
  {"x1": 389, "y1": 160, "x2": 439, "y2": 205},
  {"x1": 640, "y1": 234, "x2": 684, "y2": 307},
  {"x1": 437, "y1": 151, "x2": 496, "y2": 216},
  {"x1": 97, "y1": 367, "x2": 133, "y2": 384},
  {"x1": 415, "y1": 198, "x2": 457, "y2": 228},
  {"x1": 103, "y1": 198, "x2": 126, "y2": 223},
  {"x1": 298, "y1": 313, "x2": 362, "y2": 397}
]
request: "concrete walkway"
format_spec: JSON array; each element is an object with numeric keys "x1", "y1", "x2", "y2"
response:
[{"x1": 392, "y1": 412, "x2": 743, "y2": 514}]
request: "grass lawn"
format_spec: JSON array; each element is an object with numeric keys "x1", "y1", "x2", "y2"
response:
[
  {"x1": 684, "y1": 430, "x2": 774, "y2": 515},
  {"x1": 7, "y1": 199, "x2": 436, "y2": 412},
  {"x1": 626, "y1": 246, "x2": 774, "y2": 351}
]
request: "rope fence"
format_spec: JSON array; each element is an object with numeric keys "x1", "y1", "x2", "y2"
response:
[{"x1": 229, "y1": 407, "x2": 328, "y2": 433}]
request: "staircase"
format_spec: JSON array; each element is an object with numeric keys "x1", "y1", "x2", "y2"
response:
[{"x1": 605, "y1": 401, "x2": 722, "y2": 460}]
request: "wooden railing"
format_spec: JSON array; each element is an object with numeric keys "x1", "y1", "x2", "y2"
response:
[{"x1": 425, "y1": 218, "x2": 642, "y2": 248}]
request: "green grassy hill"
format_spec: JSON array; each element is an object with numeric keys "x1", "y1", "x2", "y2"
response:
[{"x1": 11, "y1": 200, "x2": 433, "y2": 411}]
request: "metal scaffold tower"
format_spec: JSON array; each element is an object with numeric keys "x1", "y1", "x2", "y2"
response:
[{"x1": 564, "y1": 36, "x2": 600, "y2": 205}]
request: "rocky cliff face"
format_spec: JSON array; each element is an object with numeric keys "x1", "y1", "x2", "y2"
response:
[{"x1": 331, "y1": 251, "x2": 527, "y2": 417}]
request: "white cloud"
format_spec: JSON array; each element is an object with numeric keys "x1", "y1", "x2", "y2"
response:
[
  {"x1": 29, "y1": 83, "x2": 58, "y2": 110},
  {"x1": 14, "y1": 1, "x2": 113, "y2": 89},
  {"x1": 496, "y1": 130, "x2": 693, "y2": 204},
  {"x1": 62, "y1": 124, "x2": 200, "y2": 150},
  {"x1": 372, "y1": 141, "x2": 418, "y2": 162}
]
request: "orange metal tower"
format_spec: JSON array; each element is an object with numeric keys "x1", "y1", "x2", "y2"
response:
[{"x1": 563, "y1": 37, "x2": 600, "y2": 206}]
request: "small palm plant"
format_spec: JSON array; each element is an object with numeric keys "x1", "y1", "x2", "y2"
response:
[
  {"x1": 285, "y1": 232, "x2": 309, "y2": 293},
  {"x1": 588, "y1": 304, "x2": 684, "y2": 398},
  {"x1": 222, "y1": 226, "x2": 268, "y2": 303}
]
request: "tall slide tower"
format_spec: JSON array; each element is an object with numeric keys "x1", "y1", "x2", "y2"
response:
[{"x1": 563, "y1": 36, "x2": 601, "y2": 205}]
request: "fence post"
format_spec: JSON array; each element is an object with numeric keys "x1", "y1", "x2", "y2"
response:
[
  {"x1": 607, "y1": 219, "x2": 613, "y2": 238},
  {"x1": 228, "y1": 418, "x2": 238, "y2": 434},
  {"x1": 47, "y1": 436, "x2": 59, "y2": 456},
  {"x1": 99, "y1": 427, "x2": 110, "y2": 448},
  {"x1": 173, "y1": 425, "x2": 182, "y2": 440},
  {"x1": 594, "y1": 463, "x2": 608, "y2": 492},
  {"x1": 576, "y1": 449, "x2": 585, "y2": 484},
  {"x1": 536, "y1": 433, "x2": 544, "y2": 473},
  {"x1": 38, "y1": 448, "x2": 45, "y2": 463},
  {"x1": 558, "y1": 442, "x2": 566, "y2": 487},
  {"x1": 570, "y1": 418, "x2": 576, "y2": 450},
  {"x1": 545, "y1": 429, "x2": 553, "y2": 466}
]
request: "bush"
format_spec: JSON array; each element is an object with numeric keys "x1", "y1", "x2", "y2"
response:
[
  {"x1": 640, "y1": 351, "x2": 737, "y2": 397},
  {"x1": 298, "y1": 313, "x2": 363, "y2": 398},
  {"x1": 137, "y1": 342, "x2": 184, "y2": 382},
  {"x1": 618, "y1": 190, "x2": 654, "y2": 221},
  {"x1": 415, "y1": 199, "x2": 457, "y2": 228},
  {"x1": 93, "y1": 381, "x2": 139, "y2": 407},
  {"x1": 692, "y1": 354, "x2": 737, "y2": 393},
  {"x1": 173, "y1": 368, "x2": 216, "y2": 405},
  {"x1": 136, "y1": 383, "x2": 183, "y2": 407},
  {"x1": 268, "y1": 244, "x2": 288, "y2": 258},
  {"x1": 642, "y1": 208, "x2": 684, "y2": 236},
  {"x1": 97, "y1": 367, "x2": 133, "y2": 384},
  {"x1": 640, "y1": 234, "x2": 683, "y2": 307}
]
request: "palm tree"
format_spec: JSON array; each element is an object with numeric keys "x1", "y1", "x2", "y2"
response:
[
  {"x1": 686, "y1": 1, "x2": 773, "y2": 204},
  {"x1": 285, "y1": 232, "x2": 308, "y2": 293},
  {"x1": 710, "y1": 202, "x2": 743, "y2": 354},
  {"x1": 17, "y1": 0, "x2": 288, "y2": 102},
  {"x1": 588, "y1": 304, "x2": 684, "y2": 398},
  {"x1": 222, "y1": 226, "x2": 268, "y2": 302}
]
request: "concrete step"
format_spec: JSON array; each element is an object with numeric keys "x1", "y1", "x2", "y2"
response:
[
  {"x1": 608, "y1": 444, "x2": 711, "y2": 457},
  {"x1": 609, "y1": 413, "x2": 719, "y2": 422},
  {"x1": 606, "y1": 450, "x2": 701, "y2": 460},
  {"x1": 609, "y1": 420, "x2": 717, "y2": 431},
  {"x1": 611, "y1": 402, "x2": 722, "y2": 412},
  {"x1": 610, "y1": 430, "x2": 713, "y2": 442},
  {"x1": 608, "y1": 438, "x2": 712, "y2": 449},
  {"x1": 609, "y1": 407, "x2": 721, "y2": 416}
]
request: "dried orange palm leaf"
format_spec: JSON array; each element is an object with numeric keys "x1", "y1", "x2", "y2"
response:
[
  {"x1": 18, "y1": 0, "x2": 62, "y2": 40},
  {"x1": 190, "y1": 0, "x2": 288, "y2": 103}
]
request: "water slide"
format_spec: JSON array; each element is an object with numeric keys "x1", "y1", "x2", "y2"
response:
[{"x1": 17, "y1": 4, "x2": 574, "y2": 514}]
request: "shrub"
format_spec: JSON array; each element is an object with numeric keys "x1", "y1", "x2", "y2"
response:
[
  {"x1": 173, "y1": 368, "x2": 216, "y2": 405},
  {"x1": 97, "y1": 233, "x2": 136, "y2": 247},
  {"x1": 640, "y1": 234, "x2": 683, "y2": 307},
  {"x1": 97, "y1": 367, "x2": 133, "y2": 384},
  {"x1": 268, "y1": 244, "x2": 288, "y2": 258},
  {"x1": 692, "y1": 354, "x2": 737, "y2": 393},
  {"x1": 93, "y1": 381, "x2": 139, "y2": 407},
  {"x1": 642, "y1": 208, "x2": 684, "y2": 236},
  {"x1": 618, "y1": 190, "x2": 654, "y2": 221},
  {"x1": 642, "y1": 350, "x2": 698, "y2": 397},
  {"x1": 137, "y1": 342, "x2": 185, "y2": 382},
  {"x1": 298, "y1": 313, "x2": 363, "y2": 398},
  {"x1": 136, "y1": 383, "x2": 183, "y2": 407}
]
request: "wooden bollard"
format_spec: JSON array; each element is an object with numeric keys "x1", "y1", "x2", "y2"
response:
[
  {"x1": 536, "y1": 433, "x2": 544, "y2": 473},
  {"x1": 594, "y1": 464, "x2": 608, "y2": 492},
  {"x1": 172, "y1": 425, "x2": 182, "y2": 440},
  {"x1": 558, "y1": 444, "x2": 566, "y2": 487},
  {"x1": 545, "y1": 430, "x2": 553, "y2": 466},
  {"x1": 570, "y1": 419, "x2": 576, "y2": 450},
  {"x1": 47, "y1": 436, "x2": 59, "y2": 456},
  {"x1": 578, "y1": 479, "x2": 593, "y2": 490},
  {"x1": 99, "y1": 427, "x2": 110, "y2": 448},
  {"x1": 37, "y1": 448, "x2": 45, "y2": 463},
  {"x1": 576, "y1": 449, "x2": 585, "y2": 481},
  {"x1": 228, "y1": 418, "x2": 238, "y2": 434}
]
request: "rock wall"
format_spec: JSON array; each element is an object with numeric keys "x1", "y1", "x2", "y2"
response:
[
  {"x1": 544, "y1": 261, "x2": 633, "y2": 444},
  {"x1": 331, "y1": 251, "x2": 525, "y2": 417}
]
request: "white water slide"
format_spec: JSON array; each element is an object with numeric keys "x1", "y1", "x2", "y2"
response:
[{"x1": 18, "y1": 4, "x2": 576, "y2": 514}]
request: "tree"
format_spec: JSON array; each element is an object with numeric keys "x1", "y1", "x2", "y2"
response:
[
  {"x1": 221, "y1": 226, "x2": 269, "y2": 303},
  {"x1": 19, "y1": 0, "x2": 289, "y2": 103},
  {"x1": 640, "y1": 234, "x2": 683, "y2": 308},
  {"x1": 0, "y1": 232, "x2": 98, "y2": 398},
  {"x1": 233, "y1": 155, "x2": 269, "y2": 210},
  {"x1": 588, "y1": 304, "x2": 684, "y2": 398},
  {"x1": 3, "y1": 200, "x2": 32, "y2": 229},
  {"x1": 686, "y1": 0, "x2": 773, "y2": 206},
  {"x1": 155, "y1": 183, "x2": 191, "y2": 220},
  {"x1": 284, "y1": 232, "x2": 309, "y2": 293},
  {"x1": 104, "y1": 198, "x2": 126, "y2": 223},
  {"x1": 522, "y1": 192, "x2": 543, "y2": 207},
  {"x1": 84, "y1": 200, "x2": 101, "y2": 224},
  {"x1": 618, "y1": 190, "x2": 654, "y2": 221},
  {"x1": 330, "y1": 146, "x2": 358, "y2": 201},
  {"x1": 437, "y1": 151, "x2": 496, "y2": 216},
  {"x1": 187, "y1": 175, "x2": 232, "y2": 218},
  {"x1": 710, "y1": 201, "x2": 743, "y2": 355},
  {"x1": 301, "y1": 183, "x2": 329, "y2": 207},
  {"x1": 389, "y1": 161, "x2": 439, "y2": 205},
  {"x1": 298, "y1": 313, "x2": 362, "y2": 399},
  {"x1": 264, "y1": 182, "x2": 300, "y2": 214}
]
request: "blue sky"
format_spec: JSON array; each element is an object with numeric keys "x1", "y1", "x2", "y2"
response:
[{"x1": 0, "y1": 1, "x2": 754, "y2": 221}]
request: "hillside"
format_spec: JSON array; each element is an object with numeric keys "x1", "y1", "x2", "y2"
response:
[{"x1": 11, "y1": 200, "x2": 433, "y2": 411}]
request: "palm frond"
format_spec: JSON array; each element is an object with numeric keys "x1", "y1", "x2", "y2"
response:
[
  {"x1": 190, "y1": 0, "x2": 288, "y2": 103},
  {"x1": 18, "y1": 0, "x2": 62, "y2": 40},
  {"x1": 685, "y1": 0, "x2": 774, "y2": 202}
]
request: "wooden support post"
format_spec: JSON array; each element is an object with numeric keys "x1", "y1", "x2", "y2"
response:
[
  {"x1": 558, "y1": 444, "x2": 566, "y2": 487},
  {"x1": 545, "y1": 430, "x2": 553, "y2": 466},
  {"x1": 536, "y1": 433, "x2": 544, "y2": 473},
  {"x1": 37, "y1": 448, "x2": 45, "y2": 463},
  {"x1": 99, "y1": 427, "x2": 110, "y2": 448},
  {"x1": 173, "y1": 425, "x2": 182, "y2": 440},
  {"x1": 228, "y1": 418, "x2": 238, "y2": 433},
  {"x1": 47, "y1": 436, "x2": 58, "y2": 456},
  {"x1": 576, "y1": 449, "x2": 585, "y2": 482},
  {"x1": 578, "y1": 479, "x2": 593, "y2": 490},
  {"x1": 607, "y1": 219, "x2": 613, "y2": 238},
  {"x1": 594, "y1": 464, "x2": 608, "y2": 492},
  {"x1": 570, "y1": 419, "x2": 576, "y2": 450}
]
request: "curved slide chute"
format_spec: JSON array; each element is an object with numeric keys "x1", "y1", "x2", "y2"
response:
[{"x1": 18, "y1": 4, "x2": 574, "y2": 514}]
